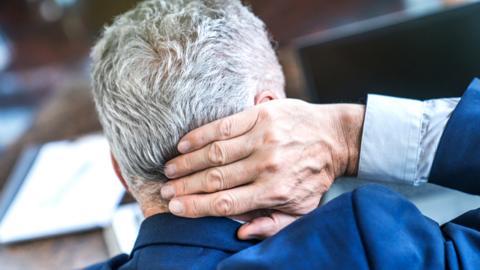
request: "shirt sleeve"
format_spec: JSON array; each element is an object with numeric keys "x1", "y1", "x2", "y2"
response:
[{"x1": 357, "y1": 95, "x2": 460, "y2": 185}]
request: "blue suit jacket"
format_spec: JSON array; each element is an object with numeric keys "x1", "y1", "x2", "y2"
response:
[{"x1": 85, "y1": 79, "x2": 480, "y2": 270}]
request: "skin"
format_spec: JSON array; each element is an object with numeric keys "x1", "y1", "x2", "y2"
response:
[{"x1": 161, "y1": 99, "x2": 365, "y2": 240}]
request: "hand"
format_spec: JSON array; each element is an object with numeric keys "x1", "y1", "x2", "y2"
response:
[{"x1": 161, "y1": 99, "x2": 364, "y2": 239}]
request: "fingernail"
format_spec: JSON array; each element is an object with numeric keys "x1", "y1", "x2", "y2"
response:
[
  {"x1": 164, "y1": 164, "x2": 176, "y2": 178},
  {"x1": 169, "y1": 200, "x2": 184, "y2": 214},
  {"x1": 161, "y1": 185, "x2": 175, "y2": 200},
  {"x1": 178, "y1": 141, "x2": 191, "y2": 153}
]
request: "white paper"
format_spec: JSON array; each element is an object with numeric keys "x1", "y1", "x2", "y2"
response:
[
  {"x1": 109, "y1": 203, "x2": 143, "y2": 254},
  {"x1": 0, "y1": 134, "x2": 125, "y2": 243}
]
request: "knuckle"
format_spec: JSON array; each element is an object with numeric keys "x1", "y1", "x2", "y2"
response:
[
  {"x1": 212, "y1": 194, "x2": 235, "y2": 216},
  {"x1": 258, "y1": 107, "x2": 274, "y2": 122},
  {"x1": 269, "y1": 185, "x2": 292, "y2": 204},
  {"x1": 219, "y1": 119, "x2": 232, "y2": 138},
  {"x1": 204, "y1": 168, "x2": 224, "y2": 192},
  {"x1": 263, "y1": 152, "x2": 283, "y2": 173},
  {"x1": 190, "y1": 199, "x2": 200, "y2": 217},
  {"x1": 263, "y1": 130, "x2": 282, "y2": 145},
  {"x1": 208, "y1": 142, "x2": 227, "y2": 165},
  {"x1": 178, "y1": 179, "x2": 188, "y2": 194},
  {"x1": 182, "y1": 156, "x2": 193, "y2": 172}
]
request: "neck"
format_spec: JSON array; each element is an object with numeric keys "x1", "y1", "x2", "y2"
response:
[
  {"x1": 141, "y1": 203, "x2": 248, "y2": 224},
  {"x1": 141, "y1": 203, "x2": 170, "y2": 218}
]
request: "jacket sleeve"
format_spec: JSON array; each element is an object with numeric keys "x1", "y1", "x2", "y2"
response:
[{"x1": 430, "y1": 78, "x2": 480, "y2": 195}]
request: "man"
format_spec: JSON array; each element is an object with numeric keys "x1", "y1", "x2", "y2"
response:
[
  {"x1": 87, "y1": 0, "x2": 289, "y2": 269},
  {"x1": 87, "y1": 0, "x2": 480, "y2": 269}
]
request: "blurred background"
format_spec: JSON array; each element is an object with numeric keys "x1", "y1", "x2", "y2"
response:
[{"x1": 0, "y1": 0, "x2": 478, "y2": 269}]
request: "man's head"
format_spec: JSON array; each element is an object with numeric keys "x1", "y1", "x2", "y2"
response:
[{"x1": 91, "y1": 0, "x2": 285, "y2": 213}]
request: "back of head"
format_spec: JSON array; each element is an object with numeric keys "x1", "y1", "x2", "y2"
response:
[{"x1": 91, "y1": 0, "x2": 284, "y2": 203}]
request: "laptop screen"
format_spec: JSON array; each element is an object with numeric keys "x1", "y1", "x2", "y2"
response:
[{"x1": 297, "y1": 2, "x2": 480, "y2": 103}]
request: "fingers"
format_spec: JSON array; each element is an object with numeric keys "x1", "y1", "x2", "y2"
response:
[
  {"x1": 237, "y1": 211, "x2": 299, "y2": 240},
  {"x1": 168, "y1": 185, "x2": 265, "y2": 218},
  {"x1": 161, "y1": 157, "x2": 259, "y2": 200},
  {"x1": 176, "y1": 107, "x2": 260, "y2": 154},
  {"x1": 165, "y1": 134, "x2": 254, "y2": 178}
]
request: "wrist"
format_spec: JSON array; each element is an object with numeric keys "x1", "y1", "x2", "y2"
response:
[{"x1": 337, "y1": 104, "x2": 365, "y2": 176}]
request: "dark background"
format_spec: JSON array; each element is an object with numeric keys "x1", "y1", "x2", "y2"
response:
[{"x1": 298, "y1": 2, "x2": 480, "y2": 103}]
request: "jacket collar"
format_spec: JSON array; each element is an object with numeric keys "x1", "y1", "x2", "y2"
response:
[{"x1": 132, "y1": 213, "x2": 258, "y2": 254}]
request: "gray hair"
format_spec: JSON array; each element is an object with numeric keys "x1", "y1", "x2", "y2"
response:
[{"x1": 91, "y1": 0, "x2": 284, "y2": 202}]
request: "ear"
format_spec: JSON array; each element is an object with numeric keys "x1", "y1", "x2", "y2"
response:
[
  {"x1": 111, "y1": 153, "x2": 130, "y2": 192},
  {"x1": 254, "y1": 90, "x2": 279, "y2": 105}
]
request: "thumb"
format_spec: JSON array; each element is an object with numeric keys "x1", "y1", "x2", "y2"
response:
[{"x1": 237, "y1": 211, "x2": 298, "y2": 240}]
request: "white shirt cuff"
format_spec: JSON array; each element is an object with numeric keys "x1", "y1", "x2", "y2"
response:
[
  {"x1": 358, "y1": 94, "x2": 459, "y2": 185},
  {"x1": 358, "y1": 95, "x2": 425, "y2": 185}
]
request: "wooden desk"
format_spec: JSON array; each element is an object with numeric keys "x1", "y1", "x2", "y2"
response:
[
  {"x1": 0, "y1": 81, "x2": 109, "y2": 269},
  {"x1": 0, "y1": 230, "x2": 109, "y2": 270}
]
